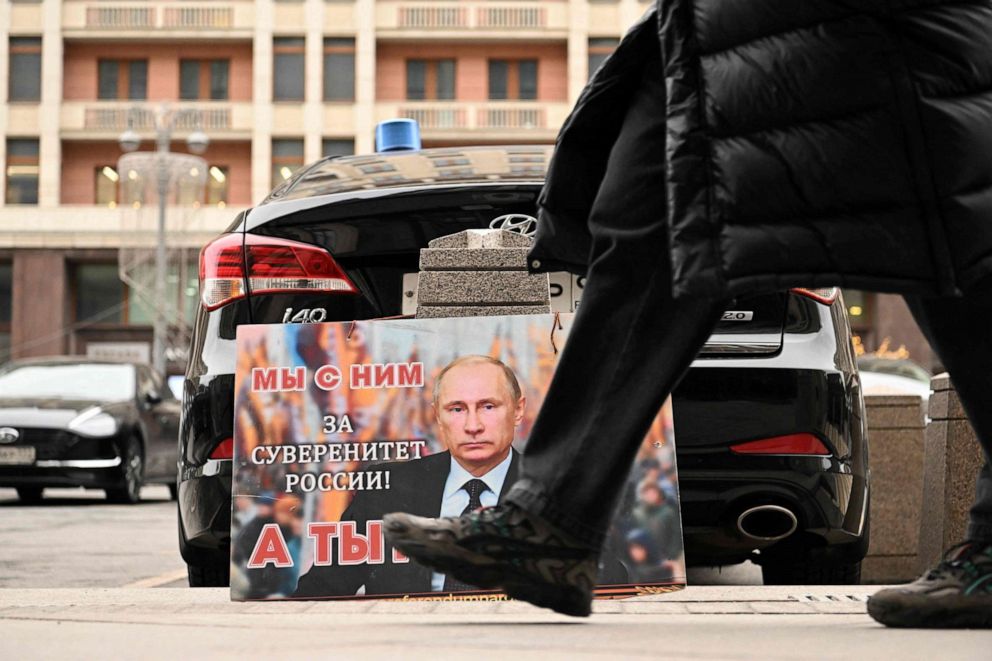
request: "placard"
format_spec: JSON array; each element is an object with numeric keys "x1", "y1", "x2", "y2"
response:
[{"x1": 231, "y1": 314, "x2": 686, "y2": 601}]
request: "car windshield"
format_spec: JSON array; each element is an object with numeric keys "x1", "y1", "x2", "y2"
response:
[{"x1": 0, "y1": 363, "x2": 135, "y2": 402}]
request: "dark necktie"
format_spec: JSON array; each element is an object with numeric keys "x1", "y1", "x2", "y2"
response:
[{"x1": 442, "y1": 479, "x2": 489, "y2": 592}]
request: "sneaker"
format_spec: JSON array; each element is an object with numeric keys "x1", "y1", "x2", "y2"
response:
[
  {"x1": 383, "y1": 503, "x2": 598, "y2": 617},
  {"x1": 867, "y1": 540, "x2": 992, "y2": 628}
]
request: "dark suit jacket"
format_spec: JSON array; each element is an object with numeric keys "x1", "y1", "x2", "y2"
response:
[{"x1": 294, "y1": 449, "x2": 519, "y2": 597}]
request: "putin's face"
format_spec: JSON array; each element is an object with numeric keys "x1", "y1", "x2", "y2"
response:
[{"x1": 434, "y1": 362, "x2": 525, "y2": 476}]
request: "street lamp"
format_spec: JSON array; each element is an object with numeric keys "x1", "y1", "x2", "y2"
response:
[{"x1": 118, "y1": 105, "x2": 210, "y2": 378}]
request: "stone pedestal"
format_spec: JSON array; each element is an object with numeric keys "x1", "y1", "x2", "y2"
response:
[
  {"x1": 861, "y1": 395, "x2": 926, "y2": 583},
  {"x1": 415, "y1": 229, "x2": 551, "y2": 318},
  {"x1": 917, "y1": 374, "x2": 988, "y2": 571}
]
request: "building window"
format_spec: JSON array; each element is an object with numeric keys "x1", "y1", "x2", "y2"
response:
[
  {"x1": 207, "y1": 166, "x2": 228, "y2": 206},
  {"x1": 588, "y1": 38, "x2": 619, "y2": 80},
  {"x1": 322, "y1": 139, "x2": 354, "y2": 158},
  {"x1": 73, "y1": 263, "x2": 162, "y2": 326},
  {"x1": 323, "y1": 38, "x2": 355, "y2": 101},
  {"x1": 8, "y1": 37, "x2": 42, "y2": 102},
  {"x1": 98, "y1": 60, "x2": 148, "y2": 100},
  {"x1": 488, "y1": 60, "x2": 537, "y2": 100},
  {"x1": 74, "y1": 264, "x2": 127, "y2": 324},
  {"x1": 406, "y1": 60, "x2": 455, "y2": 101},
  {"x1": 5, "y1": 139, "x2": 39, "y2": 205},
  {"x1": 0, "y1": 262, "x2": 11, "y2": 363},
  {"x1": 180, "y1": 60, "x2": 230, "y2": 100},
  {"x1": 271, "y1": 139, "x2": 305, "y2": 188},
  {"x1": 95, "y1": 165, "x2": 120, "y2": 207},
  {"x1": 274, "y1": 37, "x2": 305, "y2": 101}
]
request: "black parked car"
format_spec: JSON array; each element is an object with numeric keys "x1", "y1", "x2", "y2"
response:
[
  {"x1": 180, "y1": 146, "x2": 869, "y2": 586},
  {"x1": 0, "y1": 357, "x2": 181, "y2": 503}
]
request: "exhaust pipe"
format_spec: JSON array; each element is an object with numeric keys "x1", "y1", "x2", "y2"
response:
[{"x1": 736, "y1": 505, "x2": 798, "y2": 542}]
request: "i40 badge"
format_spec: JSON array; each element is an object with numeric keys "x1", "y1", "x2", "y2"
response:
[{"x1": 282, "y1": 308, "x2": 328, "y2": 324}]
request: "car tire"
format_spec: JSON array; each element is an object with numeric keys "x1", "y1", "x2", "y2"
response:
[
  {"x1": 17, "y1": 487, "x2": 43, "y2": 503},
  {"x1": 187, "y1": 561, "x2": 230, "y2": 587},
  {"x1": 168, "y1": 482, "x2": 178, "y2": 501},
  {"x1": 761, "y1": 557, "x2": 862, "y2": 585},
  {"x1": 106, "y1": 436, "x2": 143, "y2": 504}
]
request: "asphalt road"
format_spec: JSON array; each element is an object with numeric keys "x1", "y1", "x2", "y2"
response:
[
  {"x1": 0, "y1": 486, "x2": 188, "y2": 589},
  {"x1": 0, "y1": 486, "x2": 762, "y2": 591}
]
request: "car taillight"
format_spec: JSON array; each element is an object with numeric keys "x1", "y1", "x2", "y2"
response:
[
  {"x1": 729, "y1": 433, "x2": 831, "y2": 456},
  {"x1": 209, "y1": 437, "x2": 234, "y2": 460},
  {"x1": 790, "y1": 287, "x2": 839, "y2": 305},
  {"x1": 199, "y1": 234, "x2": 357, "y2": 310}
]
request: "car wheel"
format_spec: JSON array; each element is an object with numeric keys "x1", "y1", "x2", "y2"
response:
[
  {"x1": 16, "y1": 487, "x2": 43, "y2": 503},
  {"x1": 187, "y1": 561, "x2": 230, "y2": 587},
  {"x1": 106, "y1": 437, "x2": 143, "y2": 504}
]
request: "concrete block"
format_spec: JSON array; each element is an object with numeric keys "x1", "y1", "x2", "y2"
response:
[
  {"x1": 864, "y1": 400, "x2": 925, "y2": 429},
  {"x1": 416, "y1": 305, "x2": 552, "y2": 319},
  {"x1": 917, "y1": 374, "x2": 987, "y2": 571},
  {"x1": 931, "y1": 373, "x2": 951, "y2": 392},
  {"x1": 866, "y1": 427, "x2": 924, "y2": 557},
  {"x1": 927, "y1": 389, "x2": 967, "y2": 421},
  {"x1": 417, "y1": 271, "x2": 550, "y2": 306},
  {"x1": 419, "y1": 247, "x2": 530, "y2": 271},
  {"x1": 862, "y1": 395, "x2": 926, "y2": 583},
  {"x1": 861, "y1": 556, "x2": 920, "y2": 585},
  {"x1": 427, "y1": 229, "x2": 533, "y2": 249}
]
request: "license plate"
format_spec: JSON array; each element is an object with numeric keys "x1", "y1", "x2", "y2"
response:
[
  {"x1": 549, "y1": 273, "x2": 584, "y2": 313},
  {"x1": 0, "y1": 446, "x2": 35, "y2": 465}
]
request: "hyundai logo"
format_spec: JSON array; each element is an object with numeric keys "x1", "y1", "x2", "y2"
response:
[
  {"x1": 0, "y1": 427, "x2": 19, "y2": 444},
  {"x1": 489, "y1": 213, "x2": 537, "y2": 237}
]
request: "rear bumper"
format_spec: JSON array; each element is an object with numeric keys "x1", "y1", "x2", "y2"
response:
[
  {"x1": 0, "y1": 458, "x2": 123, "y2": 489},
  {"x1": 679, "y1": 460, "x2": 869, "y2": 565},
  {"x1": 178, "y1": 460, "x2": 232, "y2": 563}
]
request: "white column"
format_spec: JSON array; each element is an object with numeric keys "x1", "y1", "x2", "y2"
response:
[
  {"x1": 0, "y1": 1, "x2": 10, "y2": 204},
  {"x1": 567, "y1": 0, "x2": 590, "y2": 104},
  {"x1": 304, "y1": 0, "x2": 324, "y2": 163},
  {"x1": 353, "y1": 0, "x2": 376, "y2": 154},
  {"x1": 38, "y1": 0, "x2": 63, "y2": 206},
  {"x1": 252, "y1": 0, "x2": 275, "y2": 202}
]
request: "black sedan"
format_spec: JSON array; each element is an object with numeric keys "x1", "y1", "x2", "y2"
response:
[
  {"x1": 0, "y1": 357, "x2": 180, "y2": 504},
  {"x1": 180, "y1": 145, "x2": 869, "y2": 586}
]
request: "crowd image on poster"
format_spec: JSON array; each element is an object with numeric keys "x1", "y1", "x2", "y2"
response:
[{"x1": 230, "y1": 314, "x2": 685, "y2": 601}]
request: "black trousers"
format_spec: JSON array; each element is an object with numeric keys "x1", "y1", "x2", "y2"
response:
[{"x1": 505, "y1": 47, "x2": 992, "y2": 551}]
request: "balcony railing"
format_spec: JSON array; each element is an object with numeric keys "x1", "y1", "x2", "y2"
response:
[
  {"x1": 85, "y1": 6, "x2": 154, "y2": 29},
  {"x1": 381, "y1": 2, "x2": 565, "y2": 32},
  {"x1": 84, "y1": 106, "x2": 232, "y2": 132},
  {"x1": 62, "y1": 102, "x2": 254, "y2": 136},
  {"x1": 399, "y1": 6, "x2": 467, "y2": 28},
  {"x1": 384, "y1": 102, "x2": 566, "y2": 134},
  {"x1": 162, "y1": 7, "x2": 233, "y2": 29},
  {"x1": 66, "y1": 2, "x2": 251, "y2": 32}
]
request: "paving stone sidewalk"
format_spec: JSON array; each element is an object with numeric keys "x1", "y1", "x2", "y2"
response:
[{"x1": 2, "y1": 586, "x2": 990, "y2": 660}]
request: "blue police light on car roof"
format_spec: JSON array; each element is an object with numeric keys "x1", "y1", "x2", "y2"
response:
[{"x1": 375, "y1": 119, "x2": 421, "y2": 152}]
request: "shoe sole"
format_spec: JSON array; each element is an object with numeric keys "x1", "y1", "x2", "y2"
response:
[
  {"x1": 391, "y1": 538, "x2": 592, "y2": 617},
  {"x1": 867, "y1": 594, "x2": 992, "y2": 628}
]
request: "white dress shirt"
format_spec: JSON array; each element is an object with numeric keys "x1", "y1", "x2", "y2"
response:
[{"x1": 430, "y1": 452, "x2": 513, "y2": 592}]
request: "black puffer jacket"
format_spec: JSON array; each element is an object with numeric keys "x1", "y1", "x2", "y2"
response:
[{"x1": 532, "y1": 0, "x2": 992, "y2": 299}]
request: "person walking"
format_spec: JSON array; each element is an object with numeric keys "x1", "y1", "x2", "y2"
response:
[{"x1": 384, "y1": 0, "x2": 992, "y2": 627}]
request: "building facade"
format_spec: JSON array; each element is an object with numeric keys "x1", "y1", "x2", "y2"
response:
[{"x1": 0, "y1": 0, "x2": 934, "y2": 373}]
